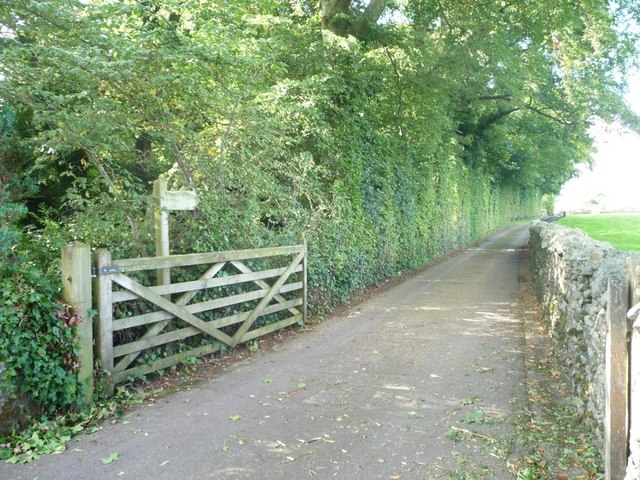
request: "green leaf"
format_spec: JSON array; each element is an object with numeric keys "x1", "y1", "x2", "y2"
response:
[
  {"x1": 101, "y1": 453, "x2": 119, "y2": 464},
  {"x1": 229, "y1": 415, "x2": 242, "y2": 421},
  {"x1": 462, "y1": 409, "x2": 485, "y2": 425}
]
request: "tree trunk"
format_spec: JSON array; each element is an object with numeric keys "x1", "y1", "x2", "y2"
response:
[
  {"x1": 321, "y1": 0, "x2": 387, "y2": 36},
  {"x1": 321, "y1": 0, "x2": 351, "y2": 30},
  {"x1": 364, "y1": 0, "x2": 386, "y2": 20}
]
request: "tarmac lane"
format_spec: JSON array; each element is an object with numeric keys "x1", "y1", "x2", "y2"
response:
[{"x1": 1, "y1": 224, "x2": 532, "y2": 480}]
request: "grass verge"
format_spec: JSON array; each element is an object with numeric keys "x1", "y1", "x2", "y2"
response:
[{"x1": 556, "y1": 213, "x2": 640, "y2": 252}]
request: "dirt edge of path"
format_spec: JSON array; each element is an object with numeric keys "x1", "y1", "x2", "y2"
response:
[{"x1": 511, "y1": 247, "x2": 604, "y2": 479}]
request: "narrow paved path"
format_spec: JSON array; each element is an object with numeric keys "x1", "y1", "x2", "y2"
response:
[{"x1": 3, "y1": 225, "x2": 531, "y2": 480}]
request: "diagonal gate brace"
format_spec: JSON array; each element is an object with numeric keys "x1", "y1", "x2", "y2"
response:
[
  {"x1": 230, "y1": 260, "x2": 301, "y2": 317},
  {"x1": 111, "y1": 262, "x2": 231, "y2": 372},
  {"x1": 232, "y1": 250, "x2": 305, "y2": 346},
  {"x1": 113, "y1": 274, "x2": 234, "y2": 346}
]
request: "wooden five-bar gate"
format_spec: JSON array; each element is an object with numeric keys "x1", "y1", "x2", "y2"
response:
[{"x1": 62, "y1": 239, "x2": 307, "y2": 398}]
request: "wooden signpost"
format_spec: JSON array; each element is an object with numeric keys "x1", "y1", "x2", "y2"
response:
[{"x1": 153, "y1": 179, "x2": 199, "y2": 289}]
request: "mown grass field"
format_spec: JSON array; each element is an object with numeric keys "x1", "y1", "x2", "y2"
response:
[{"x1": 556, "y1": 213, "x2": 640, "y2": 252}]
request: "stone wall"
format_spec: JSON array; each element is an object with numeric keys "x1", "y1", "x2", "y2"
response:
[{"x1": 529, "y1": 221, "x2": 639, "y2": 450}]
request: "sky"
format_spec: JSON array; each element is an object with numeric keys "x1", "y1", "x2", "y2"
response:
[{"x1": 555, "y1": 74, "x2": 640, "y2": 212}]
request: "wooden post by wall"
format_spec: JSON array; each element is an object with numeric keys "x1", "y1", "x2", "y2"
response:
[
  {"x1": 297, "y1": 232, "x2": 308, "y2": 324},
  {"x1": 61, "y1": 242, "x2": 94, "y2": 405},
  {"x1": 605, "y1": 276, "x2": 629, "y2": 480},
  {"x1": 626, "y1": 259, "x2": 640, "y2": 480}
]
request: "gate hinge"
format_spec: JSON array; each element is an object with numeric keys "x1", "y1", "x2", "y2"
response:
[{"x1": 92, "y1": 266, "x2": 124, "y2": 276}]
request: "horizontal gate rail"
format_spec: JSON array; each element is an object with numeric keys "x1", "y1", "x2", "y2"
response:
[
  {"x1": 112, "y1": 343, "x2": 222, "y2": 386},
  {"x1": 113, "y1": 282, "x2": 303, "y2": 331},
  {"x1": 112, "y1": 298, "x2": 303, "y2": 359},
  {"x1": 107, "y1": 245, "x2": 304, "y2": 273},
  {"x1": 111, "y1": 264, "x2": 302, "y2": 303}
]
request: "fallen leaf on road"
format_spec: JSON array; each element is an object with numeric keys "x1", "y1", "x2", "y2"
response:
[
  {"x1": 462, "y1": 409, "x2": 485, "y2": 425},
  {"x1": 101, "y1": 453, "x2": 119, "y2": 465},
  {"x1": 298, "y1": 437, "x2": 321, "y2": 444},
  {"x1": 229, "y1": 415, "x2": 242, "y2": 421}
]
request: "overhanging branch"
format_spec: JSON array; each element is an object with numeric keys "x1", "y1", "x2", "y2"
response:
[
  {"x1": 475, "y1": 94, "x2": 513, "y2": 102},
  {"x1": 524, "y1": 104, "x2": 574, "y2": 126}
]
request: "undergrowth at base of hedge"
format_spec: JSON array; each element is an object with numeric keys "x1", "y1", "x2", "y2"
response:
[
  {"x1": 0, "y1": 386, "x2": 149, "y2": 464},
  {"x1": 0, "y1": 264, "x2": 81, "y2": 416}
]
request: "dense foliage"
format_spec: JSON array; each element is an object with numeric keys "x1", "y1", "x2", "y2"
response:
[
  {"x1": 0, "y1": 187, "x2": 80, "y2": 415},
  {"x1": 0, "y1": 266, "x2": 81, "y2": 416},
  {"x1": 0, "y1": 0, "x2": 638, "y2": 414}
]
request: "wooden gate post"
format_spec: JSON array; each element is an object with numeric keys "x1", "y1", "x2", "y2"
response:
[
  {"x1": 605, "y1": 276, "x2": 630, "y2": 480},
  {"x1": 297, "y1": 232, "x2": 308, "y2": 324},
  {"x1": 93, "y1": 249, "x2": 114, "y2": 396},
  {"x1": 61, "y1": 242, "x2": 94, "y2": 405},
  {"x1": 626, "y1": 259, "x2": 640, "y2": 480}
]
